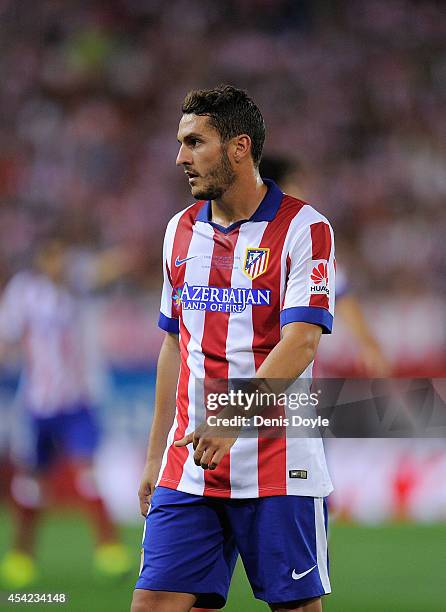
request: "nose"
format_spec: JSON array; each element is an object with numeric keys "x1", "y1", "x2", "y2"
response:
[{"x1": 176, "y1": 143, "x2": 192, "y2": 166}]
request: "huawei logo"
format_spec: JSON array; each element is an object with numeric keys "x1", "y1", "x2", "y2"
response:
[{"x1": 310, "y1": 262, "x2": 328, "y2": 284}]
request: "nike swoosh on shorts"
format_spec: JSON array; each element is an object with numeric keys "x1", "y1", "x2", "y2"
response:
[{"x1": 291, "y1": 565, "x2": 317, "y2": 580}]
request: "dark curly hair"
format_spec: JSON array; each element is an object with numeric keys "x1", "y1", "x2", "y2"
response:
[{"x1": 182, "y1": 85, "x2": 265, "y2": 167}]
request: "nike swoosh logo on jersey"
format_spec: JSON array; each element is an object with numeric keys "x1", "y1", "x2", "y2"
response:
[
  {"x1": 175, "y1": 255, "x2": 197, "y2": 267},
  {"x1": 292, "y1": 565, "x2": 316, "y2": 580}
]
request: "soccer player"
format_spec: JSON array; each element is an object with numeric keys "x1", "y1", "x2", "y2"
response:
[
  {"x1": 0, "y1": 238, "x2": 132, "y2": 588},
  {"x1": 132, "y1": 85, "x2": 335, "y2": 612},
  {"x1": 260, "y1": 155, "x2": 390, "y2": 377}
]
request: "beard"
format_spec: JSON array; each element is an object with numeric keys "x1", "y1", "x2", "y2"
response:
[{"x1": 192, "y1": 147, "x2": 236, "y2": 200}]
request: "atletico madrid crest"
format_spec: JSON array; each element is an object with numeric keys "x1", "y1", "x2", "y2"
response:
[{"x1": 243, "y1": 247, "x2": 270, "y2": 280}]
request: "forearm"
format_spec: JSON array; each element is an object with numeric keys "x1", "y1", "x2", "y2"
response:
[
  {"x1": 145, "y1": 332, "x2": 180, "y2": 465},
  {"x1": 336, "y1": 295, "x2": 376, "y2": 346},
  {"x1": 216, "y1": 322, "x2": 322, "y2": 420},
  {"x1": 175, "y1": 323, "x2": 324, "y2": 469},
  {"x1": 91, "y1": 245, "x2": 140, "y2": 288}
]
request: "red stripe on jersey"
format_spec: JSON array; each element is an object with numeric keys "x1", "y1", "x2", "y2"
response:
[
  {"x1": 309, "y1": 222, "x2": 331, "y2": 310},
  {"x1": 201, "y1": 229, "x2": 240, "y2": 497},
  {"x1": 253, "y1": 195, "x2": 305, "y2": 496},
  {"x1": 159, "y1": 203, "x2": 203, "y2": 490}
]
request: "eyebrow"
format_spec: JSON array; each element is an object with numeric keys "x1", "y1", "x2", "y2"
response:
[{"x1": 177, "y1": 132, "x2": 204, "y2": 143}]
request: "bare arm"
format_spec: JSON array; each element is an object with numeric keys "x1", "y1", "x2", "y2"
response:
[
  {"x1": 138, "y1": 332, "x2": 180, "y2": 515},
  {"x1": 89, "y1": 245, "x2": 141, "y2": 288},
  {"x1": 337, "y1": 294, "x2": 391, "y2": 376}
]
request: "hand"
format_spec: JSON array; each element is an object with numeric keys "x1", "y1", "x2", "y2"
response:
[
  {"x1": 174, "y1": 420, "x2": 239, "y2": 470},
  {"x1": 138, "y1": 459, "x2": 161, "y2": 517}
]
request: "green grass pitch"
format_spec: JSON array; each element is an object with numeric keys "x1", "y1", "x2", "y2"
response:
[{"x1": 0, "y1": 508, "x2": 445, "y2": 611}]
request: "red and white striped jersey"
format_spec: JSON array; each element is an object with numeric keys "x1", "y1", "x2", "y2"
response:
[
  {"x1": 0, "y1": 271, "x2": 90, "y2": 416},
  {"x1": 157, "y1": 179, "x2": 335, "y2": 498}
]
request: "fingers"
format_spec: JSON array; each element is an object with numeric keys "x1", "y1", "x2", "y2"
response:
[
  {"x1": 174, "y1": 432, "x2": 194, "y2": 447},
  {"x1": 139, "y1": 496, "x2": 150, "y2": 517},
  {"x1": 197, "y1": 447, "x2": 213, "y2": 470},
  {"x1": 176, "y1": 429, "x2": 233, "y2": 471},
  {"x1": 207, "y1": 448, "x2": 226, "y2": 470},
  {"x1": 194, "y1": 444, "x2": 227, "y2": 471},
  {"x1": 138, "y1": 483, "x2": 153, "y2": 517},
  {"x1": 193, "y1": 439, "x2": 207, "y2": 467}
]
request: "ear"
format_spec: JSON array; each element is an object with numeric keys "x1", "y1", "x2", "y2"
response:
[{"x1": 231, "y1": 134, "x2": 252, "y2": 164}]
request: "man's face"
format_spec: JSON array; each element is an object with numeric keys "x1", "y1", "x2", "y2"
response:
[{"x1": 176, "y1": 114, "x2": 236, "y2": 200}]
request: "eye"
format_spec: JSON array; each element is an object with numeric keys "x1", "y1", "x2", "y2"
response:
[{"x1": 188, "y1": 138, "x2": 201, "y2": 147}]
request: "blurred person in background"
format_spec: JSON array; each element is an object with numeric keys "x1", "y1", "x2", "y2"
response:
[
  {"x1": 0, "y1": 235, "x2": 136, "y2": 589},
  {"x1": 0, "y1": 258, "x2": 15, "y2": 509},
  {"x1": 260, "y1": 155, "x2": 391, "y2": 377}
]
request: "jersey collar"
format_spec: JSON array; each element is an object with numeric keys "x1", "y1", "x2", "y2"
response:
[{"x1": 195, "y1": 178, "x2": 283, "y2": 233}]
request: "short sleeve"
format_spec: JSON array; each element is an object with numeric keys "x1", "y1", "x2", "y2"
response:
[
  {"x1": 158, "y1": 231, "x2": 179, "y2": 334},
  {"x1": 280, "y1": 220, "x2": 335, "y2": 334}
]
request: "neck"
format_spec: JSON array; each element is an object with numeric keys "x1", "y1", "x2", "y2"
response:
[{"x1": 211, "y1": 170, "x2": 267, "y2": 227}]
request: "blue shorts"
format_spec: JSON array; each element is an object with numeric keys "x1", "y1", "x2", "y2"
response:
[
  {"x1": 28, "y1": 407, "x2": 99, "y2": 471},
  {"x1": 136, "y1": 486, "x2": 330, "y2": 608}
]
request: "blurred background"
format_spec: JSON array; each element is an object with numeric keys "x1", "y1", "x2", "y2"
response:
[{"x1": 0, "y1": 0, "x2": 445, "y2": 610}]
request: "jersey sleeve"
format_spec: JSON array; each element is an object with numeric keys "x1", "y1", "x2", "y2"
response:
[
  {"x1": 280, "y1": 220, "x2": 335, "y2": 334},
  {"x1": 158, "y1": 229, "x2": 179, "y2": 334}
]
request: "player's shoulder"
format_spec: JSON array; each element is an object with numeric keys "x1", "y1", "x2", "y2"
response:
[
  {"x1": 163, "y1": 201, "x2": 206, "y2": 257},
  {"x1": 281, "y1": 193, "x2": 332, "y2": 229},
  {"x1": 162, "y1": 201, "x2": 205, "y2": 259}
]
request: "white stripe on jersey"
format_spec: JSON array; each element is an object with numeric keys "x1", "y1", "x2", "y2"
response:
[{"x1": 315, "y1": 497, "x2": 331, "y2": 593}]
